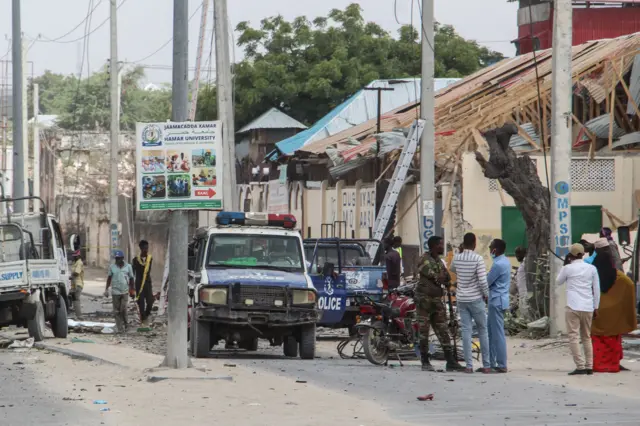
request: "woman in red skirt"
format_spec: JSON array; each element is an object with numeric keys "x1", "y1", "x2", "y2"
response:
[{"x1": 591, "y1": 239, "x2": 637, "y2": 373}]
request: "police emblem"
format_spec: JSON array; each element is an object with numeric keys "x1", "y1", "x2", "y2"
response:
[{"x1": 324, "y1": 276, "x2": 334, "y2": 296}]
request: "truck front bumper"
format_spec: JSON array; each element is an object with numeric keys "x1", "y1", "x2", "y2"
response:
[{"x1": 194, "y1": 306, "x2": 319, "y2": 327}]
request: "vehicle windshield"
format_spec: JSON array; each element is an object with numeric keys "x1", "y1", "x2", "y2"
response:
[
  {"x1": 207, "y1": 234, "x2": 305, "y2": 272},
  {"x1": 304, "y1": 245, "x2": 367, "y2": 270}
]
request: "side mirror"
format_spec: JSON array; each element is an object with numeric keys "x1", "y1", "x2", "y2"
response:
[
  {"x1": 41, "y1": 228, "x2": 52, "y2": 246},
  {"x1": 187, "y1": 256, "x2": 196, "y2": 271},
  {"x1": 322, "y1": 262, "x2": 335, "y2": 277},
  {"x1": 618, "y1": 226, "x2": 631, "y2": 247},
  {"x1": 69, "y1": 234, "x2": 80, "y2": 251}
]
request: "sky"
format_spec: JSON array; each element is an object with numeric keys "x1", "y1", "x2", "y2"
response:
[{"x1": 0, "y1": 0, "x2": 519, "y2": 84}]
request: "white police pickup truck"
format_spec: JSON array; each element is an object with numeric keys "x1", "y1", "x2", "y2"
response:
[
  {"x1": 187, "y1": 211, "x2": 319, "y2": 359},
  {"x1": 0, "y1": 198, "x2": 70, "y2": 341}
]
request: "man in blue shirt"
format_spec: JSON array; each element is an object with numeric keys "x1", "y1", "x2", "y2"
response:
[{"x1": 487, "y1": 239, "x2": 511, "y2": 373}]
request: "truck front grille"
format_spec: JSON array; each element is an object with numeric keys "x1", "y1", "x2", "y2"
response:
[{"x1": 232, "y1": 285, "x2": 287, "y2": 307}]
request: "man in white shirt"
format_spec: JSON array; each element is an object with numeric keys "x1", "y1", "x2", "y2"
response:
[
  {"x1": 514, "y1": 247, "x2": 528, "y2": 320},
  {"x1": 451, "y1": 233, "x2": 490, "y2": 373},
  {"x1": 555, "y1": 243, "x2": 601, "y2": 376}
]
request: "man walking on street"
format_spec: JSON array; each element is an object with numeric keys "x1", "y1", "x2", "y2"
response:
[
  {"x1": 416, "y1": 236, "x2": 465, "y2": 372},
  {"x1": 105, "y1": 250, "x2": 135, "y2": 333},
  {"x1": 70, "y1": 250, "x2": 84, "y2": 319},
  {"x1": 132, "y1": 240, "x2": 154, "y2": 326},
  {"x1": 555, "y1": 243, "x2": 600, "y2": 375},
  {"x1": 451, "y1": 233, "x2": 490, "y2": 373},
  {"x1": 487, "y1": 239, "x2": 511, "y2": 373}
]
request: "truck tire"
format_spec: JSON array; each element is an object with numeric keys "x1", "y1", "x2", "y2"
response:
[
  {"x1": 52, "y1": 294, "x2": 68, "y2": 338},
  {"x1": 299, "y1": 324, "x2": 316, "y2": 360},
  {"x1": 242, "y1": 338, "x2": 259, "y2": 352},
  {"x1": 27, "y1": 300, "x2": 46, "y2": 342},
  {"x1": 192, "y1": 319, "x2": 211, "y2": 358},
  {"x1": 283, "y1": 336, "x2": 298, "y2": 357}
]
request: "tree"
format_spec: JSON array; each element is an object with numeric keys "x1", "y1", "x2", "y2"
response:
[
  {"x1": 474, "y1": 124, "x2": 550, "y2": 317},
  {"x1": 196, "y1": 3, "x2": 504, "y2": 128},
  {"x1": 28, "y1": 66, "x2": 172, "y2": 131}
]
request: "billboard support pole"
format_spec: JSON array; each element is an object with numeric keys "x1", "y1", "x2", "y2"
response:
[{"x1": 162, "y1": 0, "x2": 191, "y2": 369}]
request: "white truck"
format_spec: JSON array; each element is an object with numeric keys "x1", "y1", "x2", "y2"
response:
[{"x1": 0, "y1": 197, "x2": 70, "y2": 341}]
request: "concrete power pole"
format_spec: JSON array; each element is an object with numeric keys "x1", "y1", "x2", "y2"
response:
[
  {"x1": 109, "y1": 0, "x2": 120, "y2": 256},
  {"x1": 418, "y1": 0, "x2": 435, "y2": 254},
  {"x1": 33, "y1": 83, "x2": 39, "y2": 211},
  {"x1": 11, "y1": 0, "x2": 25, "y2": 213},
  {"x1": 214, "y1": 0, "x2": 237, "y2": 210},
  {"x1": 549, "y1": 0, "x2": 573, "y2": 335},
  {"x1": 162, "y1": 0, "x2": 190, "y2": 369},
  {"x1": 21, "y1": 40, "x2": 27, "y2": 205}
]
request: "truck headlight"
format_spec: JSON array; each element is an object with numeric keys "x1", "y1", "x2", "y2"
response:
[
  {"x1": 199, "y1": 288, "x2": 227, "y2": 305},
  {"x1": 292, "y1": 290, "x2": 316, "y2": 305}
]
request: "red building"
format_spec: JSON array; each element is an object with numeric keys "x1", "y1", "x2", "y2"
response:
[{"x1": 514, "y1": 0, "x2": 640, "y2": 55}]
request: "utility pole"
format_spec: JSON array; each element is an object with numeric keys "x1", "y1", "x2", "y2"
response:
[
  {"x1": 418, "y1": 0, "x2": 435, "y2": 254},
  {"x1": 549, "y1": 0, "x2": 573, "y2": 335},
  {"x1": 162, "y1": 0, "x2": 190, "y2": 369},
  {"x1": 189, "y1": 0, "x2": 211, "y2": 121},
  {"x1": 214, "y1": 0, "x2": 237, "y2": 210},
  {"x1": 109, "y1": 0, "x2": 119, "y2": 256},
  {"x1": 21, "y1": 40, "x2": 28, "y2": 205},
  {"x1": 33, "y1": 83, "x2": 39, "y2": 211},
  {"x1": 11, "y1": 0, "x2": 25, "y2": 213}
]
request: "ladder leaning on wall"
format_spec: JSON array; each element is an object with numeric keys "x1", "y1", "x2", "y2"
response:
[{"x1": 365, "y1": 119, "x2": 425, "y2": 260}]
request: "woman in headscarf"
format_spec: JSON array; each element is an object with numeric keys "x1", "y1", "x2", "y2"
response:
[
  {"x1": 591, "y1": 238, "x2": 637, "y2": 373},
  {"x1": 600, "y1": 227, "x2": 623, "y2": 271}
]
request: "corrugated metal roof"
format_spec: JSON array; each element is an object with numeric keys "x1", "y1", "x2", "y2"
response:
[
  {"x1": 237, "y1": 107, "x2": 307, "y2": 134},
  {"x1": 269, "y1": 78, "x2": 460, "y2": 159},
  {"x1": 585, "y1": 114, "x2": 626, "y2": 139}
]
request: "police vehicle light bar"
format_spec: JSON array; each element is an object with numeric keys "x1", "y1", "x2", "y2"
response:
[{"x1": 216, "y1": 212, "x2": 297, "y2": 229}]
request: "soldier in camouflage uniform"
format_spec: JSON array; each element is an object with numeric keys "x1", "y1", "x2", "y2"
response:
[{"x1": 415, "y1": 236, "x2": 465, "y2": 372}]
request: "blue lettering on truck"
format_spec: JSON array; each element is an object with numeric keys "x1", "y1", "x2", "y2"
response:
[
  {"x1": 0, "y1": 271, "x2": 23, "y2": 280},
  {"x1": 32, "y1": 270, "x2": 51, "y2": 279}
]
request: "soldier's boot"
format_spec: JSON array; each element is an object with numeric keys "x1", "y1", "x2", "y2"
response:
[
  {"x1": 421, "y1": 352, "x2": 435, "y2": 372},
  {"x1": 445, "y1": 348, "x2": 465, "y2": 372}
]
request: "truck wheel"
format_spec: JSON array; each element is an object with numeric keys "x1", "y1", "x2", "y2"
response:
[
  {"x1": 27, "y1": 300, "x2": 46, "y2": 342},
  {"x1": 299, "y1": 324, "x2": 316, "y2": 360},
  {"x1": 52, "y1": 294, "x2": 68, "y2": 338},
  {"x1": 283, "y1": 336, "x2": 298, "y2": 357},
  {"x1": 192, "y1": 319, "x2": 211, "y2": 358},
  {"x1": 242, "y1": 338, "x2": 259, "y2": 352}
]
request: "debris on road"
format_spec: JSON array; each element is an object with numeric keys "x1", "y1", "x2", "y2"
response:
[
  {"x1": 8, "y1": 337, "x2": 34, "y2": 349},
  {"x1": 295, "y1": 380, "x2": 307, "y2": 384},
  {"x1": 223, "y1": 363, "x2": 237, "y2": 367},
  {"x1": 93, "y1": 400, "x2": 108, "y2": 405},
  {"x1": 71, "y1": 337, "x2": 95, "y2": 344},
  {"x1": 417, "y1": 394, "x2": 434, "y2": 401}
]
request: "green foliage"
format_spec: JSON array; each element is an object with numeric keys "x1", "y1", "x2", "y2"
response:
[
  {"x1": 196, "y1": 3, "x2": 504, "y2": 129},
  {"x1": 28, "y1": 66, "x2": 172, "y2": 131}
]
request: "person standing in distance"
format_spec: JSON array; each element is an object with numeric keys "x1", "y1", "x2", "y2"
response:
[
  {"x1": 132, "y1": 240, "x2": 154, "y2": 326},
  {"x1": 555, "y1": 243, "x2": 600, "y2": 375},
  {"x1": 416, "y1": 236, "x2": 465, "y2": 372},
  {"x1": 487, "y1": 239, "x2": 511, "y2": 373},
  {"x1": 451, "y1": 233, "x2": 491, "y2": 373},
  {"x1": 70, "y1": 250, "x2": 85, "y2": 319}
]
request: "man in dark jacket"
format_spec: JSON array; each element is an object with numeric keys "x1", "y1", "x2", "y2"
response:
[{"x1": 385, "y1": 238, "x2": 402, "y2": 289}]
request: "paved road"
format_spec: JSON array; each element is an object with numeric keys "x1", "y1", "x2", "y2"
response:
[
  {"x1": 0, "y1": 350, "x2": 109, "y2": 426},
  {"x1": 203, "y1": 343, "x2": 640, "y2": 426}
]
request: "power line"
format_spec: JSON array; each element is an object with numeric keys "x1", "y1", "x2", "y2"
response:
[
  {"x1": 128, "y1": 4, "x2": 203, "y2": 64},
  {"x1": 38, "y1": 0, "x2": 104, "y2": 43},
  {"x1": 36, "y1": 0, "x2": 128, "y2": 45}
]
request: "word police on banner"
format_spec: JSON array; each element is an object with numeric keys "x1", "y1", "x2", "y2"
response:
[{"x1": 135, "y1": 121, "x2": 224, "y2": 211}]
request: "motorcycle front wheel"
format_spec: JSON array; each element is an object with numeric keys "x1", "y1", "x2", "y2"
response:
[{"x1": 362, "y1": 320, "x2": 389, "y2": 365}]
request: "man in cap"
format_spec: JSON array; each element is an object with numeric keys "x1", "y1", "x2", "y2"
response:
[
  {"x1": 555, "y1": 243, "x2": 600, "y2": 375},
  {"x1": 132, "y1": 240, "x2": 154, "y2": 326},
  {"x1": 70, "y1": 250, "x2": 84, "y2": 319},
  {"x1": 105, "y1": 250, "x2": 135, "y2": 333}
]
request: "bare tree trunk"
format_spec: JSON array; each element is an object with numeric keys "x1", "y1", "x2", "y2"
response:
[{"x1": 474, "y1": 123, "x2": 550, "y2": 316}]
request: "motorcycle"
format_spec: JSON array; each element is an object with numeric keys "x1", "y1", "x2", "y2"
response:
[{"x1": 354, "y1": 283, "x2": 420, "y2": 365}]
